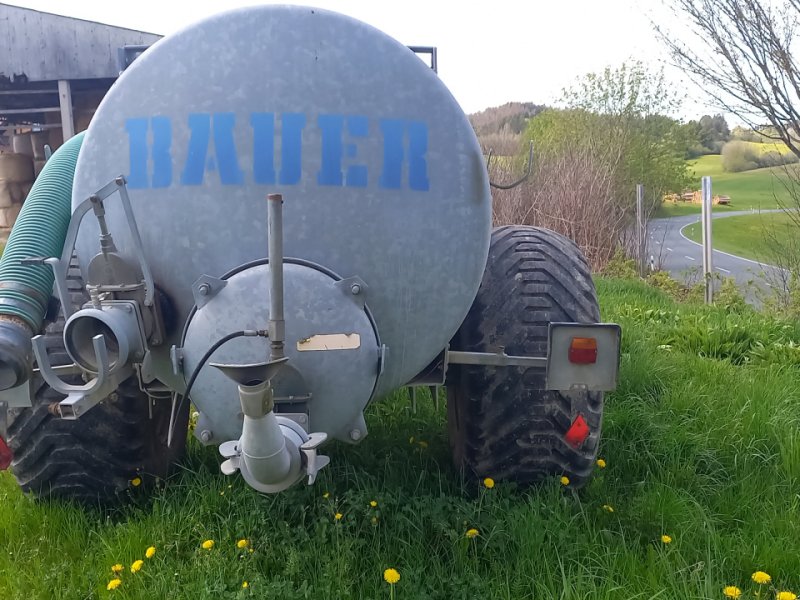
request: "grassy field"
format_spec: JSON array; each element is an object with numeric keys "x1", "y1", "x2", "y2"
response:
[
  {"x1": 3, "y1": 278, "x2": 800, "y2": 599},
  {"x1": 656, "y1": 155, "x2": 796, "y2": 217},
  {"x1": 683, "y1": 211, "x2": 796, "y2": 263}
]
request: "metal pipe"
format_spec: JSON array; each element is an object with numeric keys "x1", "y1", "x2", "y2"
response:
[{"x1": 267, "y1": 193, "x2": 285, "y2": 360}]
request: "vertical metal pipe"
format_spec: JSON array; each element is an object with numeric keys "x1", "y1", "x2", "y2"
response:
[
  {"x1": 267, "y1": 194, "x2": 285, "y2": 360},
  {"x1": 701, "y1": 176, "x2": 713, "y2": 304}
]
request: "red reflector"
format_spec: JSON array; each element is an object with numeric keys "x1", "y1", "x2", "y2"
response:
[
  {"x1": 0, "y1": 436, "x2": 12, "y2": 471},
  {"x1": 564, "y1": 414, "x2": 590, "y2": 449},
  {"x1": 569, "y1": 337, "x2": 597, "y2": 364}
]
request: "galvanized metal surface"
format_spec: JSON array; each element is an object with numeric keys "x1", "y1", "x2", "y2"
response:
[
  {"x1": 0, "y1": 4, "x2": 162, "y2": 82},
  {"x1": 72, "y1": 6, "x2": 491, "y2": 400},
  {"x1": 181, "y1": 262, "x2": 380, "y2": 443}
]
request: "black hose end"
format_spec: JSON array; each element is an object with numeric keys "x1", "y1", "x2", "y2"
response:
[{"x1": 0, "y1": 320, "x2": 33, "y2": 390}]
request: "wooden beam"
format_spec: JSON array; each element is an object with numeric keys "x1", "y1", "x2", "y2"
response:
[
  {"x1": 58, "y1": 80, "x2": 75, "y2": 141},
  {"x1": 0, "y1": 89, "x2": 58, "y2": 96},
  {"x1": 0, "y1": 107, "x2": 61, "y2": 115}
]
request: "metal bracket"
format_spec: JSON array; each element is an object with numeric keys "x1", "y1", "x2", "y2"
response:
[
  {"x1": 446, "y1": 349, "x2": 547, "y2": 368},
  {"x1": 191, "y1": 275, "x2": 227, "y2": 309},
  {"x1": 0, "y1": 380, "x2": 32, "y2": 408},
  {"x1": 334, "y1": 276, "x2": 368, "y2": 309},
  {"x1": 378, "y1": 344, "x2": 388, "y2": 376},
  {"x1": 170, "y1": 345, "x2": 184, "y2": 377},
  {"x1": 488, "y1": 141, "x2": 534, "y2": 190},
  {"x1": 45, "y1": 176, "x2": 155, "y2": 315},
  {"x1": 32, "y1": 333, "x2": 129, "y2": 418}
]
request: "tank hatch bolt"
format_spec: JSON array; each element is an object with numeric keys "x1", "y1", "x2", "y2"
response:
[
  {"x1": 349, "y1": 428, "x2": 362, "y2": 441},
  {"x1": 200, "y1": 429, "x2": 213, "y2": 443},
  {"x1": 350, "y1": 283, "x2": 361, "y2": 295},
  {"x1": 198, "y1": 283, "x2": 210, "y2": 296}
]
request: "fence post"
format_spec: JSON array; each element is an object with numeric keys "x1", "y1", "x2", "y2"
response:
[{"x1": 701, "y1": 176, "x2": 713, "y2": 304}]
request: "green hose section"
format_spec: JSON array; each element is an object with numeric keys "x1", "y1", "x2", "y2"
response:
[{"x1": 0, "y1": 132, "x2": 84, "y2": 331}]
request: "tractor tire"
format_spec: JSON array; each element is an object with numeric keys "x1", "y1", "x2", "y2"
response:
[
  {"x1": 447, "y1": 225, "x2": 603, "y2": 489},
  {"x1": 5, "y1": 262, "x2": 188, "y2": 505}
]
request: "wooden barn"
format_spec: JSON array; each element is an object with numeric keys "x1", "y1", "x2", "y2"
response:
[{"x1": 0, "y1": 3, "x2": 161, "y2": 228}]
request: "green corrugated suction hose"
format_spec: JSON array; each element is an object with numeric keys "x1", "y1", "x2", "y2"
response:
[{"x1": 0, "y1": 132, "x2": 84, "y2": 389}]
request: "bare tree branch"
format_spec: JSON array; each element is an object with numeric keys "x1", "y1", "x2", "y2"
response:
[{"x1": 656, "y1": 0, "x2": 800, "y2": 157}]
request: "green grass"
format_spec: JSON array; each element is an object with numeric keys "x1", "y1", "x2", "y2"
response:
[
  {"x1": 3, "y1": 279, "x2": 800, "y2": 599},
  {"x1": 683, "y1": 211, "x2": 797, "y2": 263},
  {"x1": 656, "y1": 154, "x2": 797, "y2": 217}
]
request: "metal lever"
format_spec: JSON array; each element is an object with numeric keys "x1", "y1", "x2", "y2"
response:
[
  {"x1": 487, "y1": 141, "x2": 534, "y2": 190},
  {"x1": 300, "y1": 432, "x2": 330, "y2": 484},
  {"x1": 21, "y1": 256, "x2": 73, "y2": 319}
]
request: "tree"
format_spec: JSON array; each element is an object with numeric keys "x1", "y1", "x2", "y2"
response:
[
  {"x1": 657, "y1": 0, "x2": 800, "y2": 158},
  {"x1": 488, "y1": 62, "x2": 695, "y2": 269},
  {"x1": 556, "y1": 62, "x2": 695, "y2": 213}
]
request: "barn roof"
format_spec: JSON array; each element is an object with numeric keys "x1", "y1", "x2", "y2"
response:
[{"x1": 0, "y1": 3, "x2": 162, "y2": 83}]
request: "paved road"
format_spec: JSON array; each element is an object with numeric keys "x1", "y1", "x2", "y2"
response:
[{"x1": 647, "y1": 210, "x2": 783, "y2": 294}]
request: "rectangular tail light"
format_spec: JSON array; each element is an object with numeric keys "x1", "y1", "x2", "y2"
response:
[{"x1": 568, "y1": 337, "x2": 598, "y2": 364}]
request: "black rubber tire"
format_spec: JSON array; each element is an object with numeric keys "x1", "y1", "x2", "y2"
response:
[
  {"x1": 447, "y1": 226, "x2": 603, "y2": 488},
  {"x1": 5, "y1": 262, "x2": 188, "y2": 505}
]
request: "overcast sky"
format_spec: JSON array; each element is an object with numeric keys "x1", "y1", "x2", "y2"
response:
[{"x1": 7, "y1": 0, "x2": 712, "y2": 119}]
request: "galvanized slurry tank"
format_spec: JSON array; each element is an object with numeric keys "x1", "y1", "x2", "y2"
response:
[{"x1": 71, "y1": 7, "x2": 490, "y2": 442}]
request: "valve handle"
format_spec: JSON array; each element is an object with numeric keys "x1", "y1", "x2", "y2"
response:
[{"x1": 300, "y1": 432, "x2": 330, "y2": 485}]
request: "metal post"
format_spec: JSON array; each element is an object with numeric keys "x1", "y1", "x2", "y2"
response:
[
  {"x1": 57, "y1": 80, "x2": 75, "y2": 141},
  {"x1": 636, "y1": 184, "x2": 645, "y2": 277},
  {"x1": 701, "y1": 176, "x2": 713, "y2": 304},
  {"x1": 267, "y1": 194, "x2": 285, "y2": 360}
]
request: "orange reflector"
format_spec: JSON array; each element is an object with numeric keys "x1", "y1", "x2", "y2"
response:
[{"x1": 569, "y1": 337, "x2": 598, "y2": 364}]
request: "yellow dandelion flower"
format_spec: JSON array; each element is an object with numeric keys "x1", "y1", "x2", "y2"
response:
[
  {"x1": 560, "y1": 476, "x2": 570, "y2": 486},
  {"x1": 660, "y1": 535, "x2": 672, "y2": 544},
  {"x1": 130, "y1": 559, "x2": 144, "y2": 573},
  {"x1": 602, "y1": 504, "x2": 614, "y2": 513},
  {"x1": 237, "y1": 539, "x2": 249, "y2": 549},
  {"x1": 776, "y1": 592, "x2": 797, "y2": 600},
  {"x1": 131, "y1": 477, "x2": 142, "y2": 487},
  {"x1": 383, "y1": 568, "x2": 401, "y2": 585},
  {"x1": 465, "y1": 528, "x2": 479, "y2": 539},
  {"x1": 111, "y1": 563, "x2": 123, "y2": 574},
  {"x1": 201, "y1": 539, "x2": 215, "y2": 550},
  {"x1": 483, "y1": 477, "x2": 495, "y2": 489},
  {"x1": 596, "y1": 458, "x2": 607, "y2": 468},
  {"x1": 322, "y1": 492, "x2": 330, "y2": 499},
  {"x1": 370, "y1": 500, "x2": 378, "y2": 507},
  {"x1": 242, "y1": 581, "x2": 249, "y2": 589},
  {"x1": 752, "y1": 571, "x2": 771, "y2": 585},
  {"x1": 723, "y1": 586, "x2": 741, "y2": 599},
  {"x1": 145, "y1": 546, "x2": 156, "y2": 559},
  {"x1": 107, "y1": 578, "x2": 122, "y2": 591},
  {"x1": 334, "y1": 512, "x2": 343, "y2": 521}
]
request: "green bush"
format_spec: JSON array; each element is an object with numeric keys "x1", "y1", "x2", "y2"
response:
[
  {"x1": 721, "y1": 140, "x2": 759, "y2": 172},
  {"x1": 600, "y1": 249, "x2": 639, "y2": 279}
]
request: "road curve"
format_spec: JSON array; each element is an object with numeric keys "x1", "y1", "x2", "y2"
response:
[{"x1": 647, "y1": 210, "x2": 782, "y2": 293}]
